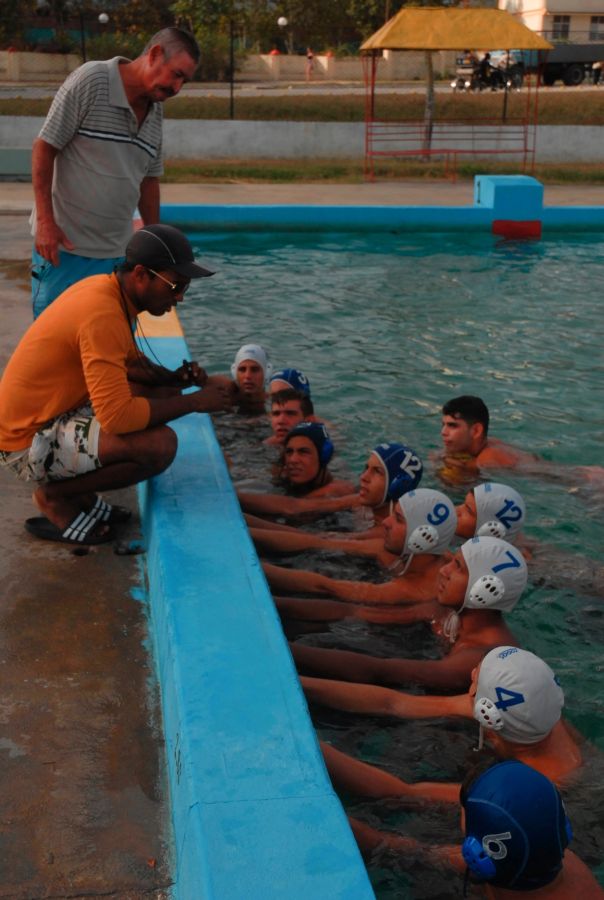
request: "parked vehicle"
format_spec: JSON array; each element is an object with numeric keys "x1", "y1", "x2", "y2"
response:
[{"x1": 512, "y1": 43, "x2": 604, "y2": 86}]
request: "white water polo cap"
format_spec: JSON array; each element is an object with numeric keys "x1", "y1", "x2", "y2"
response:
[
  {"x1": 474, "y1": 482, "x2": 526, "y2": 541},
  {"x1": 474, "y1": 646, "x2": 564, "y2": 744},
  {"x1": 460, "y1": 536, "x2": 527, "y2": 612},
  {"x1": 399, "y1": 488, "x2": 457, "y2": 557},
  {"x1": 231, "y1": 344, "x2": 273, "y2": 384}
]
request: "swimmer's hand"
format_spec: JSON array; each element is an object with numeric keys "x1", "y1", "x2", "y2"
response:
[
  {"x1": 176, "y1": 359, "x2": 208, "y2": 387},
  {"x1": 191, "y1": 382, "x2": 234, "y2": 413}
]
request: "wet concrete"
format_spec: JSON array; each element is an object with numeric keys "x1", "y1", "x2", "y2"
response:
[{"x1": 0, "y1": 219, "x2": 170, "y2": 898}]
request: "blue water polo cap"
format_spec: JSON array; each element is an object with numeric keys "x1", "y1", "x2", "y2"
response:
[
  {"x1": 270, "y1": 368, "x2": 311, "y2": 397},
  {"x1": 461, "y1": 760, "x2": 571, "y2": 890},
  {"x1": 372, "y1": 442, "x2": 423, "y2": 504},
  {"x1": 284, "y1": 421, "x2": 333, "y2": 467}
]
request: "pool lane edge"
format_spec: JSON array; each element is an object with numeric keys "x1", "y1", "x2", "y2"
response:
[
  {"x1": 160, "y1": 174, "x2": 604, "y2": 234},
  {"x1": 137, "y1": 333, "x2": 374, "y2": 900}
]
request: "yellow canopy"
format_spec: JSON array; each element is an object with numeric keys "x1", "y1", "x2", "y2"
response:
[{"x1": 361, "y1": 7, "x2": 553, "y2": 52}]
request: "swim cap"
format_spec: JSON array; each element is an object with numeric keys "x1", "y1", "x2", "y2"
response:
[
  {"x1": 460, "y1": 537, "x2": 527, "y2": 612},
  {"x1": 461, "y1": 760, "x2": 571, "y2": 890},
  {"x1": 284, "y1": 421, "x2": 333, "y2": 467},
  {"x1": 230, "y1": 344, "x2": 273, "y2": 384},
  {"x1": 269, "y1": 368, "x2": 311, "y2": 397},
  {"x1": 474, "y1": 483, "x2": 526, "y2": 541},
  {"x1": 398, "y1": 489, "x2": 457, "y2": 558},
  {"x1": 372, "y1": 443, "x2": 423, "y2": 504},
  {"x1": 474, "y1": 646, "x2": 564, "y2": 744}
]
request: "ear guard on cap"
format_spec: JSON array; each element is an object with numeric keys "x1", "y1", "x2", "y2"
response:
[
  {"x1": 407, "y1": 524, "x2": 440, "y2": 553},
  {"x1": 474, "y1": 697, "x2": 505, "y2": 732},
  {"x1": 477, "y1": 520, "x2": 507, "y2": 539},
  {"x1": 467, "y1": 573, "x2": 505, "y2": 607},
  {"x1": 462, "y1": 836, "x2": 498, "y2": 881},
  {"x1": 318, "y1": 438, "x2": 334, "y2": 467}
]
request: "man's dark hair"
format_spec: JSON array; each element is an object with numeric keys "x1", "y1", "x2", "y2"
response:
[
  {"x1": 143, "y1": 27, "x2": 200, "y2": 65},
  {"x1": 442, "y1": 395, "x2": 489, "y2": 436},
  {"x1": 271, "y1": 388, "x2": 314, "y2": 417}
]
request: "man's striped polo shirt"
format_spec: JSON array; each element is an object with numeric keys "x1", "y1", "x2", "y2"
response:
[{"x1": 33, "y1": 56, "x2": 164, "y2": 258}]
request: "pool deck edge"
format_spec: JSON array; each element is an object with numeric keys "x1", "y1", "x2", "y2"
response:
[{"x1": 138, "y1": 334, "x2": 374, "y2": 900}]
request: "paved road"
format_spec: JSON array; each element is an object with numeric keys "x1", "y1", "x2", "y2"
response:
[{"x1": 1, "y1": 79, "x2": 601, "y2": 99}]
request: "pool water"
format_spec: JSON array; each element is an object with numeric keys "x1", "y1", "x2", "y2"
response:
[{"x1": 177, "y1": 230, "x2": 604, "y2": 895}]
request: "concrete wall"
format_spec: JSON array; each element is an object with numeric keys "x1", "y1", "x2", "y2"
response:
[
  {"x1": 240, "y1": 50, "x2": 455, "y2": 82},
  {"x1": 0, "y1": 49, "x2": 453, "y2": 83},
  {"x1": 0, "y1": 50, "x2": 79, "y2": 82},
  {"x1": 1, "y1": 116, "x2": 603, "y2": 164}
]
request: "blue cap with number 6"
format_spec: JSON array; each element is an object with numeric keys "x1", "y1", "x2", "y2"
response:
[
  {"x1": 372, "y1": 442, "x2": 423, "y2": 504},
  {"x1": 474, "y1": 645, "x2": 564, "y2": 744},
  {"x1": 461, "y1": 760, "x2": 571, "y2": 890},
  {"x1": 461, "y1": 536, "x2": 527, "y2": 612}
]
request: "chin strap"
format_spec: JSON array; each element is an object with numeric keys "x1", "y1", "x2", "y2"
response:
[
  {"x1": 442, "y1": 610, "x2": 460, "y2": 644},
  {"x1": 474, "y1": 724, "x2": 485, "y2": 752}
]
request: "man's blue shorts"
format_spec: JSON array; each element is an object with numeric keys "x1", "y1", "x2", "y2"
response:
[{"x1": 31, "y1": 248, "x2": 125, "y2": 319}]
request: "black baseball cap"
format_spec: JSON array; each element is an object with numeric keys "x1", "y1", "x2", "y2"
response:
[{"x1": 126, "y1": 224, "x2": 214, "y2": 278}]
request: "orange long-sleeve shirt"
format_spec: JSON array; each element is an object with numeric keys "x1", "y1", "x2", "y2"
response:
[{"x1": 0, "y1": 273, "x2": 151, "y2": 451}]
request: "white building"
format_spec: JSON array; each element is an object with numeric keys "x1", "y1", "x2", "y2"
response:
[{"x1": 498, "y1": 0, "x2": 604, "y2": 42}]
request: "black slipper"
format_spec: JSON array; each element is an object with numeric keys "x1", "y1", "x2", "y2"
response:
[
  {"x1": 25, "y1": 514, "x2": 114, "y2": 546},
  {"x1": 90, "y1": 496, "x2": 132, "y2": 525}
]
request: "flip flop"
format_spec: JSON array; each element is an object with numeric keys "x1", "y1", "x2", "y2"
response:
[
  {"x1": 90, "y1": 496, "x2": 132, "y2": 525},
  {"x1": 25, "y1": 513, "x2": 115, "y2": 546}
]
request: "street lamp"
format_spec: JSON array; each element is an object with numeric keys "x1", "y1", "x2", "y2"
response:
[
  {"x1": 229, "y1": 17, "x2": 235, "y2": 119},
  {"x1": 277, "y1": 16, "x2": 288, "y2": 54},
  {"x1": 77, "y1": 9, "x2": 108, "y2": 63}
]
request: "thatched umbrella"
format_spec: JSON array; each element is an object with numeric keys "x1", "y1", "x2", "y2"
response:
[{"x1": 361, "y1": 7, "x2": 553, "y2": 153}]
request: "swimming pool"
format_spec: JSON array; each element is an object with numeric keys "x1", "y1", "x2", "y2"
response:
[{"x1": 176, "y1": 228, "x2": 604, "y2": 896}]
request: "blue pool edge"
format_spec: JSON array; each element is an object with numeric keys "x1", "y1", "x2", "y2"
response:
[
  {"x1": 160, "y1": 175, "x2": 604, "y2": 234},
  {"x1": 138, "y1": 336, "x2": 374, "y2": 900}
]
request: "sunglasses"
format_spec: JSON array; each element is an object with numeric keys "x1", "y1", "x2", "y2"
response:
[{"x1": 147, "y1": 267, "x2": 190, "y2": 294}]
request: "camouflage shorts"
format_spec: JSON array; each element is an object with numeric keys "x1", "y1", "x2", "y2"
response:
[{"x1": 0, "y1": 404, "x2": 101, "y2": 483}]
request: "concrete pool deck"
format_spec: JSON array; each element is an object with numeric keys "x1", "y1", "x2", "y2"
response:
[
  {"x1": 1, "y1": 178, "x2": 603, "y2": 897},
  {"x1": 2, "y1": 179, "x2": 604, "y2": 211}
]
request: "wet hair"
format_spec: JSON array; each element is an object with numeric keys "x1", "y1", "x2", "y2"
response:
[
  {"x1": 143, "y1": 27, "x2": 200, "y2": 65},
  {"x1": 442, "y1": 395, "x2": 489, "y2": 436},
  {"x1": 270, "y1": 388, "x2": 314, "y2": 417}
]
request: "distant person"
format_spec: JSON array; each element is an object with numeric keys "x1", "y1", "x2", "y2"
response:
[
  {"x1": 269, "y1": 368, "x2": 311, "y2": 398},
  {"x1": 30, "y1": 27, "x2": 200, "y2": 318},
  {"x1": 350, "y1": 761, "x2": 604, "y2": 898},
  {"x1": 285, "y1": 536, "x2": 527, "y2": 691},
  {"x1": 231, "y1": 343, "x2": 272, "y2": 413},
  {"x1": 305, "y1": 645, "x2": 580, "y2": 796},
  {"x1": 438, "y1": 395, "x2": 536, "y2": 481},
  {"x1": 0, "y1": 225, "x2": 232, "y2": 545},
  {"x1": 305, "y1": 48, "x2": 314, "y2": 82},
  {"x1": 438, "y1": 395, "x2": 604, "y2": 486},
  {"x1": 592, "y1": 61, "x2": 602, "y2": 85},
  {"x1": 478, "y1": 51, "x2": 492, "y2": 86}
]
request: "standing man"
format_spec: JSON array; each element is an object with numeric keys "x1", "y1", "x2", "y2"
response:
[
  {"x1": 0, "y1": 224, "x2": 232, "y2": 546},
  {"x1": 30, "y1": 27, "x2": 200, "y2": 318}
]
